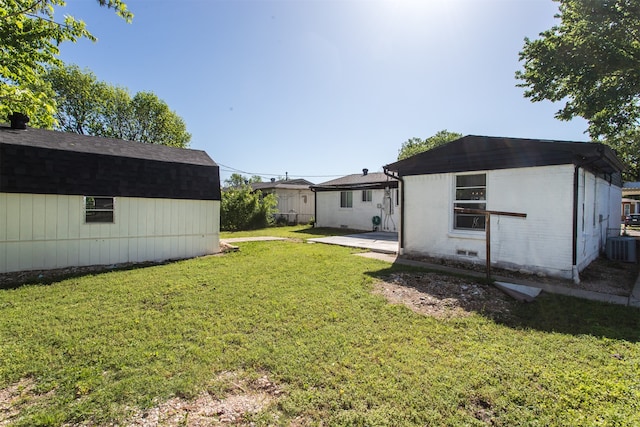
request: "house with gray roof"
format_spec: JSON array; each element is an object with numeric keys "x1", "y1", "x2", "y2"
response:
[
  {"x1": 622, "y1": 182, "x2": 640, "y2": 219},
  {"x1": 0, "y1": 122, "x2": 221, "y2": 273},
  {"x1": 251, "y1": 178, "x2": 315, "y2": 224},
  {"x1": 384, "y1": 135, "x2": 626, "y2": 282},
  {"x1": 311, "y1": 170, "x2": 399, "y2": 232}
]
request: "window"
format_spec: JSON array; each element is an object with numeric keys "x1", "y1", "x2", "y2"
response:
[
  {"x1": 85, "y1": 196, "x2": 114, "y2": 223},
  {"x1": 362, "y1": 190, "x2": 372, "y2": 202},
  {"x1": 454, "y1": 174, "x2": 486, "y2": 230},
  {"x1": 340, "y1": 191, "x2": 353, "y2": 208}
]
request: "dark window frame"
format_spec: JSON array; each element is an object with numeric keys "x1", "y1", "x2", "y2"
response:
[
  {"x1": 340, "y1": 191, "x2": 353, "y2": 208},
  {"x1": 85, "y1": 196, "x2": 115, "y2": 224}
]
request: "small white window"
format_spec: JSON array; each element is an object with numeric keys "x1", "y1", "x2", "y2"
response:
[
  {"x1": 362, "y1": 190, "x2": 372, "y2": 202},
  {"x1": 340, "y1": 191, "x2": 353, "y2": 208},
  {"x1": 85, "y1": 196, "x2": 115, "y2": 223},
  {"x1": 453, "y1": 174, "x2": 486, "y2": 230}
]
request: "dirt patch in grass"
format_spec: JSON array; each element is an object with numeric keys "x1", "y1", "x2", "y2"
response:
[
  {"x1": 0, "y1": 378, "x2": 54, "y2": 426},
  {"x1": 404, "y1": 254, "x2": 639, "y2": 297},
  {"x1": 123, "y1": 371, "x2": 283, "y2": 426},
  {"x1": 373, "y1": 272, "x2": 513, "y2": 320},
  {"x1": 1, "y1": 372, "x2": 285, "y2": 426}
]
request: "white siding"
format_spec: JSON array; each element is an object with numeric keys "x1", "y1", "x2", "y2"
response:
[
  {"x1": 273, "y1": 189, "x2": 315, "y2": 224},
  {"x1": 575, "y1": 171, "x2": 622, "y2": 271},
  {"x1": 402, "y1": 164, "x2": 599, "y2": 279},
  {"x1": 315, "y1": 188, "x2": 399, "y2": 231},
  {"x1": 0, "y1": 194, "x2": 220, "y2": 273}
]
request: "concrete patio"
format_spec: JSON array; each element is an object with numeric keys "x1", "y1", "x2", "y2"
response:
[{"x1": 307, "y1": 231, "x2": 399, "y2": 254}]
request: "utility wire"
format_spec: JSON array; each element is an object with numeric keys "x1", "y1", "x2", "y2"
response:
[{"x1": 218, "y1": 162, "x2": 350, "y2": 179}]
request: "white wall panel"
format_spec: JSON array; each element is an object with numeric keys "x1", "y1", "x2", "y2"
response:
[
  {"x1": 402, "y1": 165, "x2": 600, "y2": 279},
  {"x1": 6, "y1": 194, "x2": 20, "y2": 241},
  {"x1": 0, "y1": 194, "x2": 220, "y2": 273},
  {"x1": 315, "y1": 189, "x2": 399, "y2": 231}
]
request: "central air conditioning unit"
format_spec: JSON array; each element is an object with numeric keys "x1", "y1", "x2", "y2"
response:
[{"x1": 605, "y1": 237, "x2": 637, "y2": 263}]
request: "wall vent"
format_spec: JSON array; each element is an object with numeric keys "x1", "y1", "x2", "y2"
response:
[{"x1": 605, "y1": 237, "x2": 637, "y2": 263}]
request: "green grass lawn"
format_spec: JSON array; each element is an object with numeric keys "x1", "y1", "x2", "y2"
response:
[{"x1": 1, "y1": 226, "x2": 639, "y2": 426}]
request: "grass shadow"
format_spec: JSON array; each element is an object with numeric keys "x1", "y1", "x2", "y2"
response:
[
  {"x1": 496, "y1": 292, "x2": 640, "y2": 342},
  {"x1": 367, "y1": 264, "x2": 640, "y2": 343}
]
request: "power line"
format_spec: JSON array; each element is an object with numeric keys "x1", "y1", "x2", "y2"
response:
[{"x1": 218, "y1": 162, "x2": 350, "y2": 179}]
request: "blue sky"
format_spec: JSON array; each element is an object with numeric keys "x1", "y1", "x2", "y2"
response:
[{"x1": 58, "y1": 0, "x2": 588, "y2": 184}]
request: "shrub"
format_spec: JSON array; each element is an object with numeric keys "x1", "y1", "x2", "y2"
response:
[{"x1": 221, "y1": 185, "x2": 278, "y2": 231}]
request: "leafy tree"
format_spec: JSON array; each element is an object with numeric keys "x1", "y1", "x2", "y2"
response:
[
  {"x1": 397, "y1": 130, "x2": 462, "y2": 160},
  {"x1": 516, "y1": 0, "x2": 640, "y2": 179},
  {"x1": 221, "y1": 180, "x2": 277, "y2": 231},
  {"x1": 43, "y1": 64, "x2": 107, "y2": 134},
  {"x1": 126, "y1": 92, "x2": 191, "y2": 147},
  {"x1": 224, "y1": 173, "x2": 262, "y2": 187},
  {"x1": 45, "y1": 65, "x2": 191, "y2": 147},
  {"x1": 0, "y1": 0, "x2": 132, "y2": 127}
]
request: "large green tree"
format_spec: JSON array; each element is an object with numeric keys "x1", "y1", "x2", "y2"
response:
[
  {"x1": 397, "y1": 130, "x2": 462, "y2": 160},
  {"x1": 516, "y1": 0, "x2": 640, "y2": 179},
  {"x1": 45, "y1": 65, "x2": 191, "y2": 147},
  {"x1": 0, "y1": 0, "x2": 132, "y2": 127}
]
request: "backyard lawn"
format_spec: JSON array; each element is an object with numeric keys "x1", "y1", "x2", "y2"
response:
[{"x1": 1, "y1": 226, "x2": 639, "y2": 426}]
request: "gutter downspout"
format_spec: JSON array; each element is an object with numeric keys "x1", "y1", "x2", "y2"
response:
[
  {"x1": 383, "y1": 167, "x2": 404, "y2": 255},
  {"x1": 310, "y1": 186, "x2": 317, "y2": 228},
  {"x1": 572, "y1": 165, "x2": 580, "y2": 284}
]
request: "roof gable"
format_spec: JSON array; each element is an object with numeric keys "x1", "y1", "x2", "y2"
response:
[
  {"x1": 251, "y1": 178, "x2": 314, "y2": 191},
  {"x1": 384, "y1": 135, "x2": 625, "y2": 178},
  {"x1": 312, "y1": 172, "x2": 398, "y2": 191}
]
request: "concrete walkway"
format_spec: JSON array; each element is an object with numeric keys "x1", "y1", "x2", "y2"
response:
[
  {"x1": 221, "y1": 236, "x2": 288, "y2": 243},
  {"x1": 358, "y1": 252, "x2": 640, "y2": 307},
  {"x1": 308, "y1": 232, "x2": 398, "y2": 254}
]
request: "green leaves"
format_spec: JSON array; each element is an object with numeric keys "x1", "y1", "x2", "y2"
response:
[
  {"x1": 397, "y1": 130, "x2": 462, "y2": 161},
  {"x1": 45, "y1": 64, "x2": 191, "y2": 147},
  {"x1": 0, "y1": 0, "x2": 131, "y2": 126},
  {"x1": 516, "y1": 0, "x2": 640, "y2": 178}
]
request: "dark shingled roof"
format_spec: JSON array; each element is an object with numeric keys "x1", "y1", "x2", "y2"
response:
[
  {"x1": 0, "y1": 126, "x2": 215, "y2": 166},
  {"x1": 0, "y1": 126, "x2": 221, "y2": 200},
  {"x1": 311, "y1": 172, "x2": 398, "y2": 191},
  {"x1": 384, "y1": 135, "x2": 625, "y2": 180}
]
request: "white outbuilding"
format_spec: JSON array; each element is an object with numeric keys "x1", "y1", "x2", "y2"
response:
[
  {"x1": 0, "y1": 123, "x2": 221, "y2": 274},
  {"x1": 384, "y1": 135, "x2": 626, "y2": 282}
]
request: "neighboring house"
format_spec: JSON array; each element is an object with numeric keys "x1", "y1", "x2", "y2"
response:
[
  {"x1": 384, "y1": 135, "x2": 625, "y2": 282},
  {"x1": 251, "y1": 178, "x2": 315, "y2": 224},
  {"x1": 622, "y1": 182, "x2": 640, "y2": 219},
  {"x1": 311, "y1": 170, "x2": 399, "y2": 232},
  {"x1": 0, "y1": 123, "x2": 221, "y2": 274}
]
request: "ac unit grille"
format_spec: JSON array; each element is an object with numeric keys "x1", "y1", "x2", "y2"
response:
[{"x1": 605, "y1": 237, "x2": 637, "y2": 263}]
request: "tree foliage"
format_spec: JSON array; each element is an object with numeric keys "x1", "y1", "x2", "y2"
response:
[
  {"x1": 516, "y1": 0, "x2": 640, "y2": 178},
  {"x1": 397, "y1": 130, "x2": 462, "y2": 160},
  {"x1": 0, "y1": 0, "x2": 132, "y2": 127},
  {"x1": 45, "y1": 64, "x2": 191, "y2": 147},
  {"x1": 221, "y1": 177, "x2": 277, "y2": 231}
]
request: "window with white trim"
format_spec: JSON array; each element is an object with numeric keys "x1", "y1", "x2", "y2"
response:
[
  {"x1": 453, "y1": 174, "x2": 486, "y2": 230},
  {"x1": 340, "y1": 191, "x2": 353, "y2": 208},
  {"x1": 362, "y1": 190, "x2": 372, "y2": 202},
  {"x1": 85, "y1": 196, "x2": 115, "y2": 223}
]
